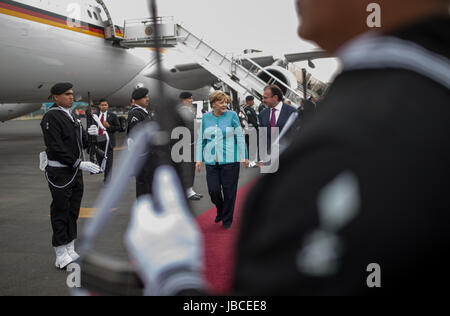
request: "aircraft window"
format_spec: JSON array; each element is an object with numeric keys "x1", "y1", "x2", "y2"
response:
[
  {"x1": 93, "y1": 12, "x2": 98, "y2": 20},
  {"x1": 87, "y1": 10, "x2": 92, "y2": 19}
]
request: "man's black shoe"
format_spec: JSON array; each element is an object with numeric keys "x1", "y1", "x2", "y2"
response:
[
  {"x1": 223, "y1": 224, "x2": 231, "y2": 229},
  {"x1": 215, "y1": 216, "x2": 222, "y2": 223}
]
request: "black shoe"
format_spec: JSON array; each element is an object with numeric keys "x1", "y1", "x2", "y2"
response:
[
  {"x1": 215, "y1": 216, "x2": 222, "y2": 223},
  {"x1": 223, "y1": 224, "x2": 231, "y2": 229},
  {"x1": 194, "y1": 193, "x2": 204, "y2": 199},
  {"x1": 188, "y1": 194, "x2": 201, "y2": 201}
]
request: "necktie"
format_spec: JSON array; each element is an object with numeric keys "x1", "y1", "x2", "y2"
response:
[
  {"x1": 270, "y1": 108, "x2": 277, "y2": 128},
  {"x1": 99, "y1": 113, "x2": 104, "y2": 136}
]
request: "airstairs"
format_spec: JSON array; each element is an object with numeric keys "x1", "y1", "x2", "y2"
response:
[{"x1": 118, "y1": 16, "x2": 307, "y2": 106}]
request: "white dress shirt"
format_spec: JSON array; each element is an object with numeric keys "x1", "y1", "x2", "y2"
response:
[{"x1": 99, "y1": 111, "x2": 108, "y2": 123}]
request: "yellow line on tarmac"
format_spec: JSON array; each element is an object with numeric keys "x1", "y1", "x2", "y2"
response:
[
  {"x1": 114, "y1": 147, "x2": 127, "y2": 151},
  {"x1": 79, "y1": 208, "x2": 117, "y2": 218},
  {"x1": 48, "y1": 208, "x2": 117, "y2": 219}
]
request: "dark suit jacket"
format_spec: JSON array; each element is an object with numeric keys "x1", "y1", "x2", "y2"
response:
[
  {"x1": 258, "y1": 103, "x2": 299, "y2": 158},
  {"x1": 98, "y1": 111, "x2": 121, "y2": 148},
  {"x1": 259, "y1": 103, "x2": 298, "y2": 132}
]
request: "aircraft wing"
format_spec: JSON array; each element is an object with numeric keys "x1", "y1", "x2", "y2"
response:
[{"x1": 284, "y1": 51, "x2": 330, "y2": 63}]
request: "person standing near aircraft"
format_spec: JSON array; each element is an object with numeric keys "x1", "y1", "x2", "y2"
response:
[
  {"x1": 195, "y1": 91, "x2": 249, "y2": 229},
  {"x1": 258, "y1": 85, "x2": 298, "y2": 165},
  {"x1": 96, "y1": 99, "x2": 121, "y2": 184},
  {"x1": 127, "y1": 88, "x2": 159, "y2": 197},
  {"x1": 41, "y1": 83, "x2": 100, "y2": 269},
  {"x1": 243, "y1": 96, "x2": 259, "y2": 167},
  {"x1": 176, "y1": 92, "x2": 203, "y2": 201}
]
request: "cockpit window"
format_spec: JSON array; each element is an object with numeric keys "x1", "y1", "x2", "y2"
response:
[
  {"x1": 87, "y1": 10, "x2": 92, "y2": 19},
  {"x1": 93, "y1": 12, "x2": 98, "y2": 20}
]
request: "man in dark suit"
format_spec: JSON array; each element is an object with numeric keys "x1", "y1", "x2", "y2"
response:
[
  {"x1": 96, "y1": 99, "x2": 121, "y2": 183},
  {"x1": 258, "y1": 85, "x2": 298, "y2": 164}
]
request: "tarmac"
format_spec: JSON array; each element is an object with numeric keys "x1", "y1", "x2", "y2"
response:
[{"x1": 0, "y1": 119, "x2": 259, "y2": 296}]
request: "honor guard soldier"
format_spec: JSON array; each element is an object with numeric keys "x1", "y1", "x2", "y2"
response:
[
  {"x1": 40, "y1": 83, "x2": 101, "y2": 269},
  {"x1": 127, "y1": 87, "x2": 159, "y2": 197},
  {"x1": 176, "y1": 92, "x2": 203, "y2": 201}
]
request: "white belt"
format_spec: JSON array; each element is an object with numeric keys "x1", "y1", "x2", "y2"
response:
[{"x1": 48, "y1": 160, "x2": 69, "y2": 168}]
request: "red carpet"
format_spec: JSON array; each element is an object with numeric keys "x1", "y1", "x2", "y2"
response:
[{"x1": 196, "y1": 179, "x2": 258, "y2": 295}]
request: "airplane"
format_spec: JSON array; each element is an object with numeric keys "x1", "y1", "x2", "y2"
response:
[{"x1": 0, "y1": 0, "x2": 328, "y2": 122}]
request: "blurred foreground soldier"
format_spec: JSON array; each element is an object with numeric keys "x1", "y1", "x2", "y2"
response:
[
  {"x1": 127, "y1": 88, "x2": 158, "y2": 197},
  {"x1": 125, "y1": 0, "x2": 450, "y2": 295},
  {"x1": 40, "y1": 83, "x2": 100, "y2": 269},
  {"x1": 96, "y1": 99, "x2": 121, "y2": 184},
  {"x1": 176, "y1": 92, "x2": 203, "y2": 201}
]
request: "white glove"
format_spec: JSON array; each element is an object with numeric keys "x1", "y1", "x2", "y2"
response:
[
  {"x1": 125, "y1": 166, "x2": 204, "y2": 296},
  {"x1": 127, "y1": 138, "x2": 134, "y2": 151},
  {"x1": 79, "y1": 161, "x2": 101, "y2": 174},
  {"x1": 88, "y1": 125, "x2": 99, "y2": 136}
]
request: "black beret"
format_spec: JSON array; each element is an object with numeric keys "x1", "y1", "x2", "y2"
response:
[
  {"x1": 179, "y1": 92, "x2": 193, "y2": 99},
  {"x1": 245, "y1": 95, "x2": 254, "y2": 102},
  {"x1": 50, "y1": 82, "x2": 73, "y2": 95},
  {"x1": 132, "y1": 88, "x2": 149, "y2": 100}
]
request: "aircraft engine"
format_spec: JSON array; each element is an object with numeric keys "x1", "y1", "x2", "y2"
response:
[{"x1": 256, "y1": 65, "x2": 299, "y2": 97}]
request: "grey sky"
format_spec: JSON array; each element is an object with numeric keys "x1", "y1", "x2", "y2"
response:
[{"x1": 104, "y1": 0, "x2": 340, "y2": 82}]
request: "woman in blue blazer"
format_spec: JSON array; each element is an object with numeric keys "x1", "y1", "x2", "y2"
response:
[{"x1": 196, "y1": 91, "x2": 249, "y2": 229}]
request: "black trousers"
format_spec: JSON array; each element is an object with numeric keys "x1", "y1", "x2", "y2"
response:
[
  {"x1": 245, "y1": 127, "x2": 259, "y2": 162},
  {"x1": 96, "y1": 141, "x2": 114, "y2": 183},
  {"x1": 135, "y1": 155, "x2": 159, "y2": 198},
  {"x1": 46, "y1": 167, "x2": 83, "y2": 247},
  {"x1": 206, "y1": 163, "x2": 240, "y2": 226},
  {"x1": 178, "y1": 161, "x2": 195, "y2": 190}
]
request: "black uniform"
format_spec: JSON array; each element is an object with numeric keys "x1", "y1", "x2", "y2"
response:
[
  {"x1": 232, "y1": 16, "x2": 450, "y2": 295},
  {"x1": 243, "y1": 105, "x2": 259, "y2": 161},
  {"x1": 173, "y1": 104, "x2": 196, "y2": 191},
  {"x1": 127, "y1": 106, "x2": 158, "y2": 197},
  {"x1": 41, "y1": 105, "x2": 88, "y2": 247},
  {"x1": 244, "y1": 105, "x2": 259, "y2": 130},
  {"x1": 95, "y1": 111, "x2": 121, "y2": 183}
]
